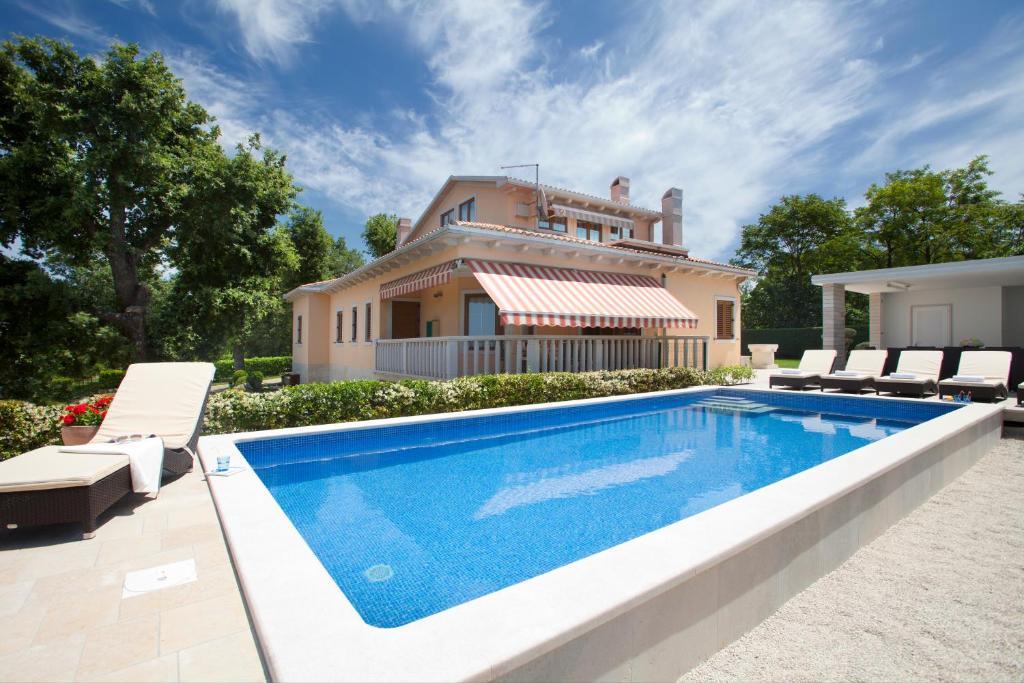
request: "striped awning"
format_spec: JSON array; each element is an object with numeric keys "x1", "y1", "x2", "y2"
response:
[
  {"x1": 552, "y1": 204, "x2": 634, "y2": 230},
  {"x1": 465, "y1": 260, "x2": 699, "y2": 328},
  {"x1": 380, "y1": 261, "x2": 456, "y2": 300}
]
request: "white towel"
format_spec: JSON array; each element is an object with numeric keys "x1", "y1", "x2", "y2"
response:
[
  {"x1": 888, "y1": 372, "x2": 918, "y2": 380},
  {"x1": 780, "y1": 369, "x2": 804, "y2": 375},
  {"x1": 951, "y1": 375, "x2": 986, "y2": 383},
  {"x1": 834, "y1": 370, "x2": 862, "y2": 377},
  {"x1": 60, "y1": 437, "x2": 165, "y2": 494}
]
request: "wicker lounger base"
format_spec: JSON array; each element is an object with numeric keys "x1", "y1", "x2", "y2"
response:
[
  {"x1": 163, "y1": 448, "x2": 194, "y2": 477},
  {"x1": 874, "y1": 379, "x2": 938, "y2": 398},
  {"x1": 769, "y1": 375, "x2": 821, "y2": 390},
  {"x1": 0, "y1": 465, "x2": 133, "y2": 539},
  {"x1": 819, "y1": 376, "x2": 875, "y2": 393},
  {"x1": 937, "y1": 382, "x2": 1008, "y2": 402}
]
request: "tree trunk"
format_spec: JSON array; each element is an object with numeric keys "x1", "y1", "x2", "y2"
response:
[
  {"x1": 232, "y1": 344, "x2": 245, "y2": 370},
  {"x1": 101, "y1": 197, "x2": 151, "y2": 362}
]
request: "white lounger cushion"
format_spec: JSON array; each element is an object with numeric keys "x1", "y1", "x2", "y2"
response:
[
  {"x1": 938, "y1": 351, "x2": 1012, "y2": 387},
  {"x1": 93, "y1": 362, "x2": 215, "y2": 450},
  {"x1": 798, "y1": 349, "x2": 837, "y2": 375},
  {"x1": 841, "y1": 350, "x2": 888, "y2": 377},
  {"x1": 0, "y1": 447, "x2": 128, "y2": 493},
  {"x1": 885, "y1": 350, "x2": 943, "y2": 382}
]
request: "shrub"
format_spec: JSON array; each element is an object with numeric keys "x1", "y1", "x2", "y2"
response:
[
  {"x1": 96, "y1": 368, "x2": 125, "y2": 389},
  {"x1": 202, "y1": 365, "x2": 750, "y2": 435},
  {"x1": 230, "y1": 370, "x2": 248, "y2": 388},
  {"x1": 214, "y1": 356, "x2": 291, "y2": 382},
  {"x1": 245, "y1": 371, "x2": 264, "y2": 392},
  {"x1": 0, "y1": 400, "x2": 62, "y2": 461}
]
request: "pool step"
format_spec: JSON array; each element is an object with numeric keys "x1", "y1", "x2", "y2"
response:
[{"x1": 693, "y1": 397, "x2": 776, "y2": 415}]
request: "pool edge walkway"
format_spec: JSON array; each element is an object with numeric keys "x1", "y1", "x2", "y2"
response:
[{"x1": 679, "y1": 427, "x2": 1024, "y2": 682}]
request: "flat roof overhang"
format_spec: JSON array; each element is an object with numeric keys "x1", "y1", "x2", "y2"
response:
[{"x1": 810, "y1": 255, "x2": 1024, "y2": 294}]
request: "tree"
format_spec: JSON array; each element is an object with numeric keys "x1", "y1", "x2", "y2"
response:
[
  {"x1": 361, "y1": 213, "x2": 397, "y2": 258},
  {"x1": 283, "y1": 206, "x2": 364, "y2": 291},
  {"x1": 0, "y1": 38, "x2": 218, "y2": 360},
  {"x1": 732, "y1": 194, "x2": 860, "y2": 328},
  {"x1": 854, "y1": 156, "x2": 1020, "y2": 267}
]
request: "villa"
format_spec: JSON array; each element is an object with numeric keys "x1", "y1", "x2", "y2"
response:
[{"x1": 285, "y1": 175, "x2": 755, "y2": 382}]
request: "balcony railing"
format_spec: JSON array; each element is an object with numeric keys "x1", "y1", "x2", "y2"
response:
[{"x1": 374, "y1": 335, "x2": 709, "y2": 380}]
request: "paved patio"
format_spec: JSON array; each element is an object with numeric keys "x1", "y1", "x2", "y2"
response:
[{"x1": 0, "y1": 468, "x2": 265, "y2": 683}]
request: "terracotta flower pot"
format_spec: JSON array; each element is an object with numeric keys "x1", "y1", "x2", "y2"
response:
[{"x1": 61, "y1": 425, "x2": 100, "y2": 446}]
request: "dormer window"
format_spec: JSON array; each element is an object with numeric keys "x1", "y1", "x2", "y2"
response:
[
  {"x1": 458, "y1": 198, "x2": 476, "y2": 222},
  {"x1": 440, "y1": 209, "x2": 455, "y2": 226}
]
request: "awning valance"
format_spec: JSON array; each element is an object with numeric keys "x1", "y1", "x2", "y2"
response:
[
  {"x1": 551, "y1": 204, "x2": 635, "y2": 230},
  {"x1": 380, "y1": 261, "x2": 456, "y2": 300},
  {"x1": 465, "y1": 260, "x2": 699, "y2": 329}
]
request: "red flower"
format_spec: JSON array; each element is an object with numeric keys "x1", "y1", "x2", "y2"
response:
[
  {"x1": 72, "y1": 404, "x2": 88, "y2": 415},
  {"x1": 62, "y1": 414, "x2": 75, "y2": 425},
  {"x1": 100, "y1": 410, "x2": 107, "y2": 418},
  {"x1": 64, "y1": 405, "x2": 75, "y2": 412}
]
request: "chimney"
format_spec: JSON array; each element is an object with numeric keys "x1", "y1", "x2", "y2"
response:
[
  {"x1": 661, "y1": 188, "x2": 683, "y2": 247},
  {"x1": 610, "y1": 176, "x2": 630, "y2": 205},
  {"x1": 395, "y1": 217, "x2": 412, "y2": 248}
]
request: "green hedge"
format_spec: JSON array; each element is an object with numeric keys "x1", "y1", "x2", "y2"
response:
[
  {"x1": 741, "y1": 326, "x2": 868, "y2": 358},
  {"x1": 1, "y1": 366, "x2": 753, "y2": 460},
  {"x1": 213, "y1": 356, "x2": 292, "y2": 382}
]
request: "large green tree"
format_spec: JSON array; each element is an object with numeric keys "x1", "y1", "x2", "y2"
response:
[
  {"x1": 732, "y1": 194, "x2": 861, "y2": 328},
  {"x1": 284, "y1": 206, "x2": 364, "y2": 291},
  {"x1": 0, "y1": 38, "x2": 220, "y2": 360},
  {"x1": 361, "y1": 213, "x2": 397, "y2": 258}
]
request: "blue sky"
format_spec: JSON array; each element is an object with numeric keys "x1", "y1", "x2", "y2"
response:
[{"x1": 3, "y1": 0, "x2": 1023, "y2": 261}]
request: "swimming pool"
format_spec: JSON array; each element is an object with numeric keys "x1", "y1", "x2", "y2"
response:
[
  {"x1": 200, "y1": 386, "x2": 1001, "y2": 682},
  {"x1": 237, "y1": 389, "x2": 955, "y2": 628}
]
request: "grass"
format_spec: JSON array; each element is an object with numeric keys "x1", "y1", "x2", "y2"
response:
[{"x1": 775, "y1": 358, "x2": 801, "y2": 368}]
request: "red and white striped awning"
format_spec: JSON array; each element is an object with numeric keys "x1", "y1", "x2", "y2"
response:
[
  {"x1": 380, "y1": 261, "x2": 456, "y2": 300},
  {"x1": 465, "y1": 259, "x2": 699, "y2": 328}
]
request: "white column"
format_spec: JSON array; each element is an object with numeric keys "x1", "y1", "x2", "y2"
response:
[
  {"x1": 822, "y1": 283, "x2": 846, "y2": 368},
  {"x1": 869, "y1": 292, "x2": 883, "y2": 349}
]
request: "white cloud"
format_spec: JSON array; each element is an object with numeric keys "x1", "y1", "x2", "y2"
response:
[
  {"x1": 212, "y1": 0, "x2": 338, "y2": 66},
  {"x1": 579, "y1": 40, "x2": 604, "y2": 60},
  {"x1": 16, "y1": 1, "x2": 116, "y2": 45},
  {"x1": 183, "y1": 0, "x2": 1024, "y2": 260},
  {"x1": 106, "y1": 0, "x2": 157, "y2": 16}
]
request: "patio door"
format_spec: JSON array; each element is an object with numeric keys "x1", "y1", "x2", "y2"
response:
[
  {"x1": 911, "y1": 304, "x2": 951, "y2": 347},
  {"x1": 391, "y1": 301, "x2": 420, "y2": 339}
]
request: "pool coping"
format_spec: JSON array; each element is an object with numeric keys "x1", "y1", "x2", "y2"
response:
[{"x1": 197, "y1": 385, "x2": 1002, "y2": 682}]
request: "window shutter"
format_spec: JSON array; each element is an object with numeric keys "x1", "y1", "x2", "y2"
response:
[{"x1": 716, "y1": 300, "x2": 734, "y2": 339}]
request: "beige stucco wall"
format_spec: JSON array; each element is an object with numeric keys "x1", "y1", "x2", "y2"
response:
[
  {"x1": 879, "y1": 286, "x2": 1004, "y2": 348},
  {"x1": 293, "y1": 239, "x2": 745, "y2": 381}
]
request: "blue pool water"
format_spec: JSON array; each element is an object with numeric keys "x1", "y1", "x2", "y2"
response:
[{"x1": 239, "y1": 389, "x2": 957, "y2": 628}]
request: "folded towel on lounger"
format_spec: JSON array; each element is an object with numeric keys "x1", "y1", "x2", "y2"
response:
[
  {"x1": 780, "y1": 369, "x2": 803, "y2": 375},
  {"x1": 834, "y1": 370, "x2": 862, "y2": 377},
  {"x1": 888, "y1": 372, "x2": 918, "y2": 380},
  {"x1": 951, "y1": 375, "x2": 986, "y2": 383}
]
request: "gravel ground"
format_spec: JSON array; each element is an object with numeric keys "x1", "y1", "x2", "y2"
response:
[{"x1": 680, "y1": 428, "x2": 1024, "y2": 683}]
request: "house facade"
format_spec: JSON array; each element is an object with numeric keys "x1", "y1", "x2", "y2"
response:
[{"x1": 286, "y1": 175, "x2": 756, "y2": 383}]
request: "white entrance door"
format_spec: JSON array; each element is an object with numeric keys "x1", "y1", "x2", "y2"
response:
[{"x1": 911, "y1": 305, "x2": 951, "y2": 347}]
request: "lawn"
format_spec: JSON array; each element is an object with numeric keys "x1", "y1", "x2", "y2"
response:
[{"x1": 775, "y1": 358, "x2": 801, "y2": 368}]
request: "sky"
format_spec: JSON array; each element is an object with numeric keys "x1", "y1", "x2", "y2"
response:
[{"x1": 2, "y1": 0, "x2": 1023, "y2": 261}]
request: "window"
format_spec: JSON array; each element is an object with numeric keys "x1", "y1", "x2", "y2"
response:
[
  {"x1": 351, "y1": 306, "x2": 358, "y2": 342},
  {"x1": 296, "y1": 315, "x2": 302, "y2": 344},
  {"x1": 539, "y1": 216, "x2": 567, "y2": 233},
  {"x1": 335, "y1": 310, "x2": 343, "y2": 343},
  {"x1": 576, "y1": 220, "x2": 601, "y2": 241},
  {"x1": 609, "y1": 225, "x2": 634, "y2": 240},
  {"x1": 458, "y1": 197, "x2": 476, "y2": 222},
  {"x1": 464, "y1": 294, "x2": 500, "y2": 336},
  {"x1": 365, "y1": 302, "x2": 372, "y2": 342},
  {"x1": 716, "y1": 299, "x2": 735, "y2": 340},
  {"x1": 440, "y1": 209, "x2": 455, "y2": 226}
]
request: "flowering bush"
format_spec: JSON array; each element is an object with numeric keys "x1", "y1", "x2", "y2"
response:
[{"x1": 60, "y1": 396, "x2": 113, "y2": 427}]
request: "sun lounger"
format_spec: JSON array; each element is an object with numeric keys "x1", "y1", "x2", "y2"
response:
[
  {"x1": 937, "y1": 351, "x2": 1012, "y2": 402},
  {"x1": 819, "y1": 350, "x2": 889, "y2": 394},
  {"x1": 768, "y1": 349, "x2": 837, "y2": 390},
  {"x1": 1019, "y1": 381, "x2": 1023, "y2": 406},
  {"x1": 873, "y1": 350, "x2": 943, "y2": 398},
  {"x1": 0, "y1": 362, "x2": 214, "y2": 538}
]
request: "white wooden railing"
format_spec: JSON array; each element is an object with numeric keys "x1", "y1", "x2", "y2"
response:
[{"x1": 375, "y1": 335, "x2": 709, "y2": 380}]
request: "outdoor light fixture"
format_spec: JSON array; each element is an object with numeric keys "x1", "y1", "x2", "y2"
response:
[{"x1": 886, "y1": 281, "x2": 911, "y2": 290}]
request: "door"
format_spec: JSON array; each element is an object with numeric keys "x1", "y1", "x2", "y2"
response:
[
  {"x1": 911, "y1": 304, "x2": 951, "y2": 347},
  {"x1": 391, "y1": 301, "x2": 421, "y2": 339}
]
